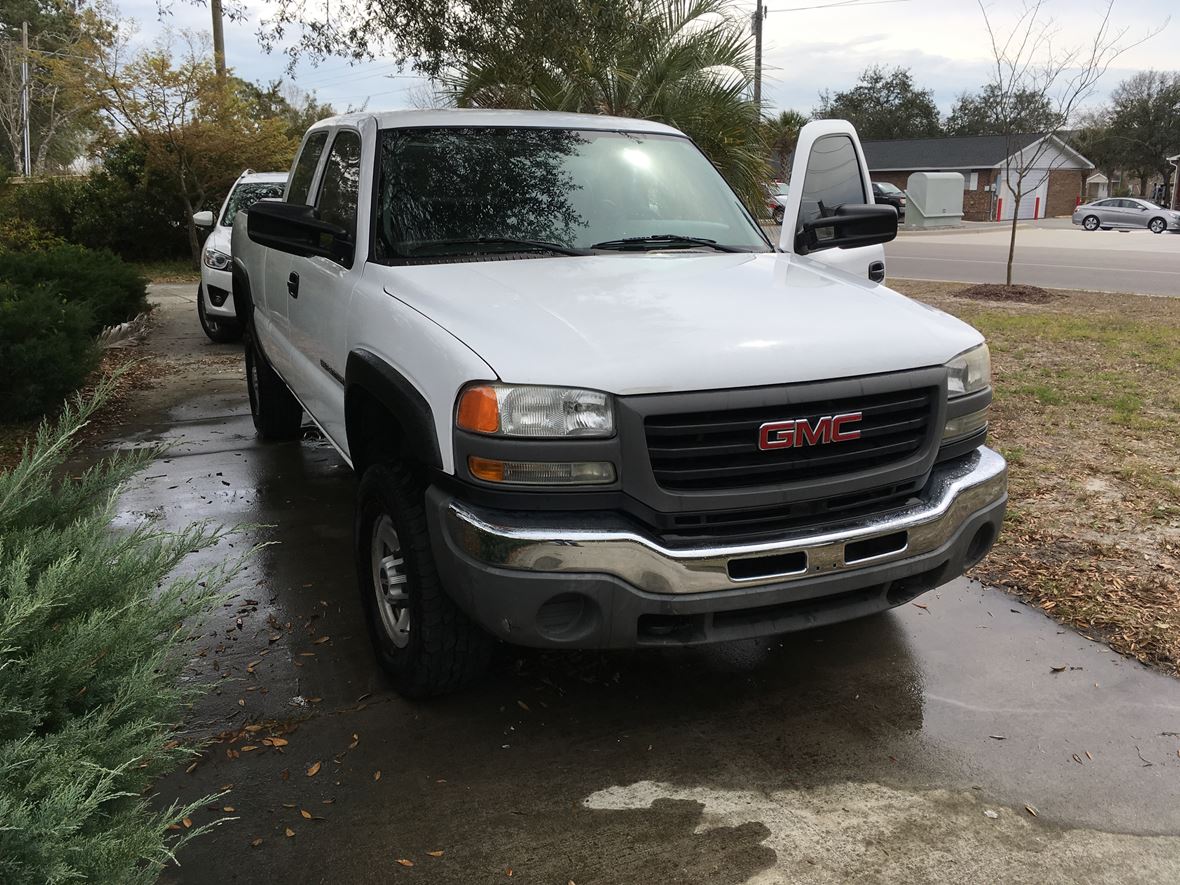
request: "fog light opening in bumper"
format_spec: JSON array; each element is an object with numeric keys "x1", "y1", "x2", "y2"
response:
[
  {"x1": 535, "y1": 593, "x2": 600, "y2": 641},
  {"x1": 207, "y1": 284, "x2": 230, "y2": 307},
  {"x1": 965, "y1": 523, "x2": 996, "y2": 568}
]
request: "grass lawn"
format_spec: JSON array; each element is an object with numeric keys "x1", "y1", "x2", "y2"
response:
[
  {"x1": 131, "y1": 258, "x2": 200, "y2": 284},
  {"x1": 893, "y1": 280, "x2": 1180, "y2": 673}
]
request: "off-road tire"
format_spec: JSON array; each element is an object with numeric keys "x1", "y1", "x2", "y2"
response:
[
  {"x1": 245, "y1": 332, "x2": 302, "y2": 439},
  {"x1": 198, "y1": 286, "x2": 243, "y2": 343},
  {"x1": 1082, "y1": 215, "x2": 1100, "y2": 231},
  {"x1": 1149, "y1": 217, "x2": 1167, "y2": 234},
  {"x1": 356, "y1": 462, "x2": 492, "y2": 698}
]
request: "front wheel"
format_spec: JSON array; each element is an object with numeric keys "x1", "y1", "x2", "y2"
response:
[
  {"x1": 1149, "y1": 217, "x2": 1167, "y2": 234},
  {"x1": 355, "y1": 462, "x2": 491, "y2": 698},
  {"x1": 198, "y1": 286, "x2": 242, "y2": 343},
  {"x1": 772, "y1": 206, "x2": 785, "y2": 225},
  {"x1": 1082, "y1": 215, "x2": 1100, "y2": 231},
  {"x1": 245, "y1": 333, "x2": 302, "y2": 439}
]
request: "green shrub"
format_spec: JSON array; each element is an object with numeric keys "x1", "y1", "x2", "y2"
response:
[
  {"x1": 0, "y1": 283, "x2": 99, "y2": 419},
  {"x1": 0, "y1": 217, "x2": 67, "y2": 253},
  {"x1": 0, "y1": 388, "x2": 236, "y2": 884},
  {"x1": 0, "y1": 245, "x2": 148, "y2": 334}
]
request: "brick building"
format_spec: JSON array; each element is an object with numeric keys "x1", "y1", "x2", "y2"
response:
[{"x1": 861, "y1": 134, "x2": 1093, "y2": 221}]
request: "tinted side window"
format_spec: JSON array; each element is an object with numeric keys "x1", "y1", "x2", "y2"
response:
[
  {"x1": 316, "y1": 130, "x2": 362, "y2": 238},
  {"x1": 287, "y1": 131, "x2": 329, "y2": 205},
  {"x1": 797, "y1": 135, "x2": 866, "y2": 231}
]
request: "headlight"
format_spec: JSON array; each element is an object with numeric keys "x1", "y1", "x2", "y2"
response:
[
  {"x1": 456, "y1": 384, "x2": 614, "y2": 438},
  {"x1": 203, "y1": 248, "x2": 231, "y2": 270},
  {"x1": 945, "y1": 343, "x2": 990, "y2": 397}
]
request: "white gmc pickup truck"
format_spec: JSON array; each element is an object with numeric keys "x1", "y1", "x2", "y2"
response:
[{"x1": 232, "y1": 109, "x2": 1006, "y2": 697}]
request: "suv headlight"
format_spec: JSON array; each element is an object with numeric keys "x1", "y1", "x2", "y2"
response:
[
  {"x1": 456, "y1": 384, "x2": 614, "y2": 438},
  {"x1": 945, "y1": 343, "x2": 990, "y2": 397},
  {"x1": 203, "y1": 247, "x2": 231, "y2": 270}
]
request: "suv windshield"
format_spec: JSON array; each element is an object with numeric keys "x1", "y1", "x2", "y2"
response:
[
  {"x1": 875, "y1": 182, "x2": 902, "y2": 195},
  {"x1": 374, "y1": 127, "x2": 770, "y2": 260},
  {"x1": 221, "y1": 181, "x2": 286, "y2": 226}
]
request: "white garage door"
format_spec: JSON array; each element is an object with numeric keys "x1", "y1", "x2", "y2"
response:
[{"x1": 1000, "y1": 170, "x2": 1049, "y2": 220}]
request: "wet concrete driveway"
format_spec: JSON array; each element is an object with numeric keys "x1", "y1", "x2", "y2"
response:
[{"x1": 119, "y1": 288, "x2": 1180, "y2": 883}]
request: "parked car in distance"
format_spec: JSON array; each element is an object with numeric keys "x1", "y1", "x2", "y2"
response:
[
  {"x1": 1072, "y1": 197, "x2": 1180, "y2": 234},
  {"x1": 872, "y1": 182, "x2": 906, "y2": 221},
  {"x1": 765, "y1": 181, "x2": 789, "y2": 223},
  {"x1": 232, "y1": 111, "x2": 1004, "y2": 697},
  {"x1": 192, "y1": 171, "x2": 288, "y2": 342}
]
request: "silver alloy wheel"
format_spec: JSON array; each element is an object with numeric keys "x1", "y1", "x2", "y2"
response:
[
  {"x1": 1083, "y1": 215, "x2": 1099, "y2": 231},
  {"x1": 1150, "y1": 218, "x2": 1166, "y2": 234},
  {"x1": 371, "y1": 514, "x2": 411, "y2": 648}
]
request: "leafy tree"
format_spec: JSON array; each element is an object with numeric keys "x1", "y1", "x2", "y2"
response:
[
  {"x1": 763, "y1": 109, "x2": 807, "y2": 176},
  {"x1": 1105, "y1": 70, "x2": 1180, "y2": 197},
  {"x1": 0, "y1": 1, "x2": 113, "y2": 174},
  {"x1": 442, "y1": 0, "x2": 769, "y2": 210},
  {"x1": 1070, "y1": 108, "x2": 1121, "y2": 192},
  {"x1": 234, "y1": 78, "x2": 335, "y2": 142},
  {"x1": 96, "y1": 35, "x2": 297, "y2": 266},
  {"x1": 813, "y1": 66, "x2": 941, "y2": 140},
  {"x1": 945, "y1": 83, "x2": 1056, "y2": 136}
]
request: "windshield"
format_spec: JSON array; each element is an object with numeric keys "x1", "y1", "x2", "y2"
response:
[
  {"x1": 766, "y1": 182, "x2": 789, "y2": 196},
  {"x1": 875, "y1": 182, "x2": 902, "y2": 195},
  {"x1": 373, "y1": 127, "x2": 770, "y2": 261},
  {"x1": 221, "y1": 181, "x2": 286, "y2": 226}
]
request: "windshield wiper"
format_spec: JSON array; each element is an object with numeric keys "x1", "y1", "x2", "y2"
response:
[
  {"x1": 407, "y1": 237, "x2": 591, "y2": 257},
  {"x1": 589, "y1": 234, "x2": 742, "y2": 253}
]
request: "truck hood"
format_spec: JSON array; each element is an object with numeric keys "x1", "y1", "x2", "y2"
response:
[{"x1": 376, "y1": 253, "x2": 982, "y2": 395}]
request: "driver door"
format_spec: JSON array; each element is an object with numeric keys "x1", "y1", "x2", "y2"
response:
[{"x1": 778, "y1": 120, "x2": 888, "y2": 283}]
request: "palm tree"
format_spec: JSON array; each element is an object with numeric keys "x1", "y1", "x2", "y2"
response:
[
  {"x1": 763, "y1": 109, "x2": 808, "y2": 178},
  {"x1": 442, "y1": 0, "x2": 770, "y2": 211}
]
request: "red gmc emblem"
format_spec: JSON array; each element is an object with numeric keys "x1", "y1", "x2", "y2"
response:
[{"x1": 758, "y1": 412, "x2": 863, "y2": 450}]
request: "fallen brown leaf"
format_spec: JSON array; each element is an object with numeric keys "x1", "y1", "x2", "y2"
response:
[
  {"x1": 427, "y1": 850, "x2": 444, "y2": 858},
  {"x1": 182, "y1": 818, "x2": 193, "y2": 829},
  {"x1": 222, "y1": 806, "x2": 235, "y2": 813},
  {"x1": 307, "y1": 761, "x2": 321, "y2": 777},
  {"x1": 374, "y1": 770, "x2": 382, "y2": 781},
  {"x1": 285, "y1": 827, "x2": 295, "y2": 837},
  {"x1": 301, "y1": 809, "x2": 312, "y2": 819},
  {"x1": 250, "y1": 838, "x2": 263, "y2": 848},
  {"x1": 396, "y1": 859, "x2": 414, "y2": 867},
  {"x1": 1024, "y1": 804, "x2": 1039, "y2": 817}
]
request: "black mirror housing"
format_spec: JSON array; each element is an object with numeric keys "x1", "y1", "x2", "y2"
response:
[
  {"x1": 795, "y1": 203, "x2": 898, "y2": 255},
  {"x1": 247, "y1": 200, "x2": 354, "y2": 266}
]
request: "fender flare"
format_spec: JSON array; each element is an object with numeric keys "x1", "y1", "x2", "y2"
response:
[
  {"x1": 345, "y1": 350, "x2": 442, "y2": 469},
  {"x1": 230, "y1": 258, "x2": 254, "y2": 328}
]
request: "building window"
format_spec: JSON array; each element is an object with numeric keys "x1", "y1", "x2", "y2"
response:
[{"x1": 966, "y1": 172, "x2": 979, "y2": 190}]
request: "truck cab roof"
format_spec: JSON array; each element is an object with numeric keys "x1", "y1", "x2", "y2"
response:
[{"x1": 305, "y1": 108, "x2": 686, "y2": 136}]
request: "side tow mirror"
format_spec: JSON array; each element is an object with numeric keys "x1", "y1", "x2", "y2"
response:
[
  {"x1": 246, "y1": 200, "x2": 354, "y2": 267},
  {"x1": 796, "y1": 203, "x2": 898, "y2": 255}
]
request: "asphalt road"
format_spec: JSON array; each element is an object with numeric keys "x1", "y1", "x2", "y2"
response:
[
  {"x1": 885, "y1": 223, "x2": 1180, "y2": 296},
  {"x1": 108, "y1": 288, "x2": 1180, "y2": 884}
]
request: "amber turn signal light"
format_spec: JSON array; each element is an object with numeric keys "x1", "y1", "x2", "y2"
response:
[
  {"x1": 457, "y1": 385, "x2": 500, "y2": 434},
  {"x1": 468, "y1": 456, "x2": 507, "y2": 482}
]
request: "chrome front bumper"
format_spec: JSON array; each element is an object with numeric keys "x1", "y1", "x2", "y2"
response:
[{"x1": 442, "y1": 447, "x2": 1007, "y2": 596}]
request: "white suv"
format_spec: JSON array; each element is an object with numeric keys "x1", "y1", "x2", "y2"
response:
[{"x1": 192, "y1": 171, "x2": 287, "y2": 342}]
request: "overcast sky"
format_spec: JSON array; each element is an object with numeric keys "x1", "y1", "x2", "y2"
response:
[{"x1": 118, "y1": 0, "x2": 1175, "y2": 117}]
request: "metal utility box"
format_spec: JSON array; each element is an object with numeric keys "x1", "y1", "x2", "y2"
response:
[{"x1": 905, "y1": 172, "x2": 964, "y2": 228}]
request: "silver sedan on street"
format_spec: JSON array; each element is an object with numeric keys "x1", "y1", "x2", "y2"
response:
[{"x1": 1072, "y1": 197, "x2": 1180, "y2": 233}]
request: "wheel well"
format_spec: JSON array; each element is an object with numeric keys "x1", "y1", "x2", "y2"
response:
[
  {"x1": 230, "y1": 260, "x2": 254, "y2": 327},
  {"x1": 345, "y1": 386, "x2": 408, "y2": 475}
]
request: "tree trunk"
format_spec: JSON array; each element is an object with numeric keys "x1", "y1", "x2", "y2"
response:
[
  {"x1": 1005, "y1": 187, "x2": 1020, "y2": 287},
  {"x1": 180, "y1": 193, "x2": 201, "y2": 270}
]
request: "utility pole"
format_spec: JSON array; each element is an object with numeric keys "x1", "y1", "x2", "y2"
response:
[
  {"x1": 752, "y1": 0, "x2": 764, "y2": 107},
  {"x1": 20, "y1": 21, "x2": 31, "y2": 177},
  {"x1": 210, "y1": 0, "x2": 226, "y2": 81}
]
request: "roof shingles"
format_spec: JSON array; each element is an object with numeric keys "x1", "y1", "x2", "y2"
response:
[{"x1": 861, "y1": 133, "x2": 1045, "y2": 170}]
